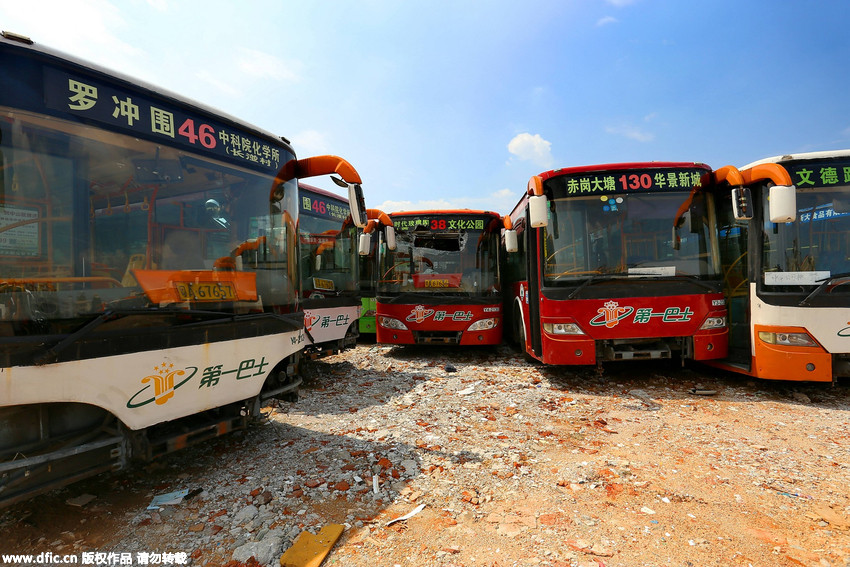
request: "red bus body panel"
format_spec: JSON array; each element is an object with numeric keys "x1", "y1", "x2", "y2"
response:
[
  {"x1": 376, "y1": 302, "x2": 502, "y2": 345},
  {"x1": 512, "y1": 282, "x2": 727, "y2": 364}
]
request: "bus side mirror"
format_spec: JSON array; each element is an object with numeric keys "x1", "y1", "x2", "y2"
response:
[
  {"x1": 731, "y1": 186, "x2": 753, "y2": 220},
  {"x1": 332, "y1": 176, "x2": 368, "y2": 228},
  {"x1": 315, "y1": 254, "x2": 322, "y2": 270},
  {"x1": 348, "y1": 184, "x2": 368, "y2": 228},
  {"x1": 504, "y1": 229, "x2": 518, "y2": 253},
  {"x1": 528, "y1": 195, "x2": 549, "y2": 228},
  {"x1": 768, "y1": 185, "x2": 797, "y2": 223},
  {"x1": 384, "y1": 226, "x2": 397, "y2": 250},
  {"x1": 359, "y1": 232, "x2": 372, "y2": 256},
  {"x1": 672, "y1": 227, "x2": 680, "y2": 251}
]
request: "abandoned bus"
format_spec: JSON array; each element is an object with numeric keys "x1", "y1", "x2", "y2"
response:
[
  {"x1": 0, "y1": 31, "x2": 366, "y2": 506},
  {"x1": 502, "y1": 162, "x2": 740, "y2": 365},
  {"x1": 297, "y1": 183, "x2": 361, "y2": 357},
  {"x1": 357, "y1": 208, "x2": 395, "y2": 337},
  {"x1": 376, "y1": 210, "x2": 505, "y2": 345},
  {"x1": 711, "y1": 151, "x2": 850, "y2": 382}
]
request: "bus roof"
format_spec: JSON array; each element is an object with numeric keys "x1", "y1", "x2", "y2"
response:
[
  {"x1": 1, "y1": 30, "x2": 294, "y2": 154},
  {"x1": 742, "y1": 149, "x2": 850, "y2": 168}
]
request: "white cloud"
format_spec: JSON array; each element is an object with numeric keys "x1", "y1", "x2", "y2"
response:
[
  {"x1": 235, "y1": 48, "x2": 301, "y2": 82},
  {"x1": 596, "y1": 16, "x2": 618, "y2": 26},
  {"x1": 290, "y1": 130, "x2": 331, "y2": 155},
  {"x1": 606, "y1": 124, "x2": 655, "y2": 143},
  {"x1": 1, "y1": 0, "x2": 145, "y2": 77},
  {"x1": 194, "y1": 69, "x2": 242, "y2": 98},
  {"x1": 507, "y1": 133, "x2": 554, "y2": 169}
]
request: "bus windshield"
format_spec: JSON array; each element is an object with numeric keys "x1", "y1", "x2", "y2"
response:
[
  {"x1": 378, "y1": 216, "x2": 500, "y2": 297},
  {"x1": 298, "y1": 198, "x2": 358, "y2": 298},
  {"x1": 543, "y1": 191, "x2": 720, "y2": 285},
  {"x1": 0, "y1": 108, "x2": 298, "y2": 333},
  {"x1": 761, "y1": 187, "x2": 850, "y2": 295}
]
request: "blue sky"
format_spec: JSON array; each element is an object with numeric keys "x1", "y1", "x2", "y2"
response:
[{"x1": 3, "y1": 0, "x2": 850, "y2": 214}]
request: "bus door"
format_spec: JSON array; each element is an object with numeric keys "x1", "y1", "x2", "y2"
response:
[
  {"x1": 527, "y1": 209, "x2": 543, "y2": 357},
  {"x1": 717, "y1": 189, "x2": 752, "y2": 367}
]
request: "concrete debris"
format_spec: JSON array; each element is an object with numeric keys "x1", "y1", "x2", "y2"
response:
[{"x1": 2, "y1": 344, "x2": 848, "y2": 567}]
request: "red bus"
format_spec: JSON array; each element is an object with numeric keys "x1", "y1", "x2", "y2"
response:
[
  {"x1": 376, "y1": 210, "x2": 507, "y2": 345},
  {"x1": 502, "y1": 162, "x2": 743, "y2": 365}
]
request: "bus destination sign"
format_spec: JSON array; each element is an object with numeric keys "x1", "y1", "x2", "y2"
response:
[
  {"x1": 393, "y1": 216, "x2": 488, "y2": 232},
  {"x1": 43, "y1": 67, "x2": 284, "y2": 172},
  {"x1": 300, "y1": 194, "x2": 349, "y2": 222},
  {"x1": 784, "y1": 160, "x2": 850, "y2": 189},
  {"x1": 551, "y1": 167, "x2": 707, "y2": 196}
]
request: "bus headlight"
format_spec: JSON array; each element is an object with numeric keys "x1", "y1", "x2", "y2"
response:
[
  {"x1": 468, "y1": 318, "x2": 498, "y2": 331},
  {"x1": 542, "y1": 322, "x2": 585, "y2": 335},
  {"x1": 758, "y1": 331, "x2": 818, "y2": 347},
  {"x1": 379, "y1": 316, "x2": 408, "y2": 331},
  {"x1": 699, "y1": 316, "x2": 727, "y2": 330}
]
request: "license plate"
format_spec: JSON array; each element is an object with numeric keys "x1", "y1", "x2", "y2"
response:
[{"x1": 174, "y1": 281, "x2": 237, "y2": 301}]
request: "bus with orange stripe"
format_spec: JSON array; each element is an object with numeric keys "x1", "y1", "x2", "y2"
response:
[
  {"x1": 376, "y1": 210, "x2": 507, "y2": 345},
  {"x1": 710, "y1": 151, "x2": 850, "y2": 382}
]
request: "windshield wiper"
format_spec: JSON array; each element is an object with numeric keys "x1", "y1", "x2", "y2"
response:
[{"x1": 799, "y1": 272, "x2": 850, "y2": 306}]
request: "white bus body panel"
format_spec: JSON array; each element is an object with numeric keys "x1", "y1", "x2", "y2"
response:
[
  {"x1": 0, "y1": 331, "x2": 303, "y2": 430},
  {"x1": 303, "y1": 306, "x2": 360, "y2": 345},
  {"x1": 751, "y1": 284, "x2": 850, "y2": 353}
]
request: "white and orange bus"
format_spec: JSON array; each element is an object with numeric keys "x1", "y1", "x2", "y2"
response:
[
  {"x1": 0, "y1": 31, "x2": 367, "y2": 506},
  {"x1": 376, "y1": 210, "x2": 506, "y2": 346},
  {"x1": 710, "y1": 151, "x2": 850, "y2": 382}
]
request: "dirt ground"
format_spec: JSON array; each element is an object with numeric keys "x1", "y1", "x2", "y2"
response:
[{"x1": 1, "y1": 343, "x2": 849, "y2": 567}]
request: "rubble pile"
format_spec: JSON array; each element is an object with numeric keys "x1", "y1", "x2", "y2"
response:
[{"x1": 2, "y1": 344, "x2": 849, "y2": 567}]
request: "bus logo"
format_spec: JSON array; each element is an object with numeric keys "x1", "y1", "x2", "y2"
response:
[
  {"x1": 406, "y1": 305, "x2": 435, "y2": 323},
  {"x1": 590, "y1": 301, "x2": 634, "y2": 328},
  {"x1": 146, "y1": 363, "x2": 179, "y2": 404},
  {"x1": 127, "y1": 362, "x2": 197, "y2": 408},
  {"x1": 305, "y1": 313, "x2": 320, "y2": 332}
]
